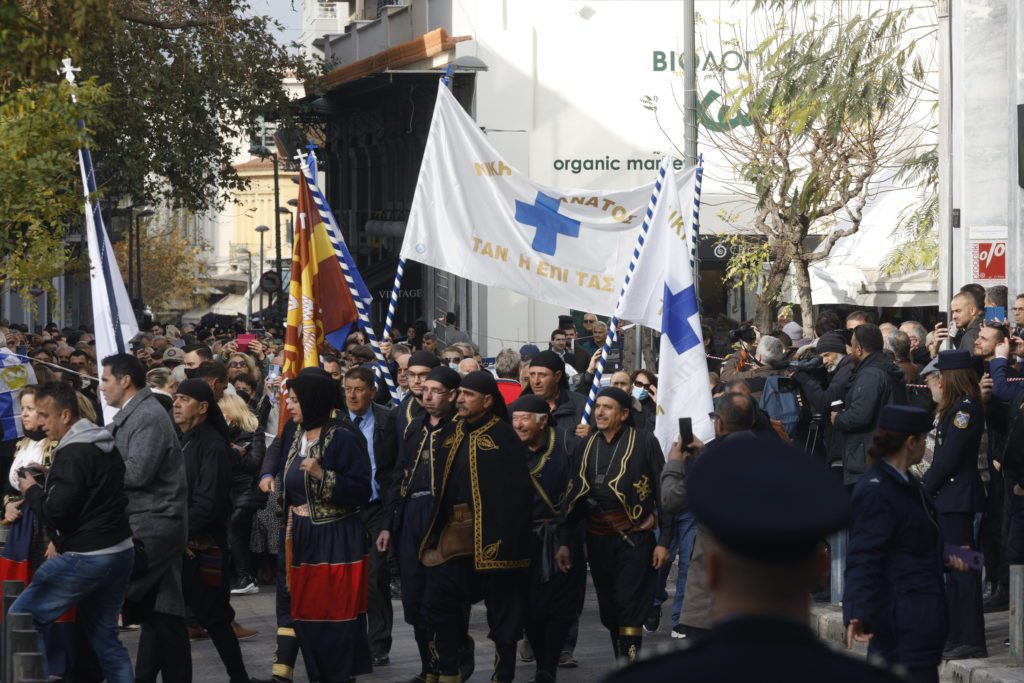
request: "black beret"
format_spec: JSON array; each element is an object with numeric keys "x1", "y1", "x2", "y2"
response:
[
  {"x1": 529, "y1": 350, "x2": 566, "y2": 373},
  {"x1": 934, "y1": 349, "x2": 972, "y2": 371},
  {"x1": 815, "y1": 331, "x2": 846, "y2": 355},
  {"x1": 689, "y1": 435, "x2": 850, "y2": 563},
  {"x1": 176, "y1": 378, "x2": 214, "y2": 404},
  {"x1": 597, "y1": 386, "x2": 631, "y2": 411},
  {"x1": 426, "y1": 366, "x2": 460, "y2": 391},
  {"x1": 877, "y1": 405, "x2": 933, "y2": 434},
  {"x1": 408, "y1": 350, "x2": 441, "y2": 370},
  {"x1": 460, "y1": 370, "x2": 498, "y2": 396},
  {"x1": 508, "y1": 394, "x2": 550, "y2": 415}
]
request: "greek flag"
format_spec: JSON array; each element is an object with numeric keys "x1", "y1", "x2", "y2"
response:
[{"x1": 0, "y1": 352, "x2": 36, "y2": 441}]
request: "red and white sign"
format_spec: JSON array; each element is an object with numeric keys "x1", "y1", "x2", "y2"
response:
[{"x1": 971, "y1": 240, "x2": 1006, "y2": 285}]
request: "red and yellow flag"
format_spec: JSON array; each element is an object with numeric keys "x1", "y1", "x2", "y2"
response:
[{"x1": 279, "y1": 171, "x2": 359, "y2": 432}]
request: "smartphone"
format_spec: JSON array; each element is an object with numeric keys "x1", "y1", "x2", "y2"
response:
[
  {"x1": 944, "y1": 543, "x2": 984, "y2": 572},
  {"x1": 678, "y1": 417, "x2": 693, "y2": 449},
  {"x1": 986, "y1": 306, "x2": 1006, "y2": 323},
  {"x1": 15, "y1": 345, "x2": 27, "y2": 356},
  {"x1": 937, "y1": 311, "x2": 949, "y2": 326},
  {"x1": 236, "y1": 333, "x2": 257, "y2": 353}
]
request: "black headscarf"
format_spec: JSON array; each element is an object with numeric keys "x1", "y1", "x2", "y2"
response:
[
  {"x1": 287, "y1": 368, "x2": 341, "y2": 430},
  {"x1": 530, "y1": 350, "x2": 569, "y2": 389},
  {"x1": 597, "y1": 386, "x2": 632, "y2": 412},
  {"x1": 176, "y1": 378, "x2": 230, "y2": 439},
  {"x1": 460, "y1": 370, "x2": 509, "y2": 422}
]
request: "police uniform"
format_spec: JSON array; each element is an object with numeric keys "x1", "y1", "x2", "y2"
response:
[
  {"x1": 420, "y1": 372, "x2": 533, "y2": 683},
  {"x1": 390, "y1": 365, "x2": 461, "y2": 682},
  {"x1": 510, "y1": 395, "x2": 586, "y2": 683},
  {"x1": 560, "y1": 387, "x2": 671, "y2": 663},
  {"x1": 604, "y1": 435, "x2": 904, "y2": 683},
  {"x1": 845, "y1": 406, "x2": 949, "y2": 683},
  {"x1": 921, "y1": 351, "x2": 987, "y2": 658}
]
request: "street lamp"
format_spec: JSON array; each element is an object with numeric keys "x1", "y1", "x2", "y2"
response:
[
  {"x1": 250, "y1": 144, "x2": 285, "y2": 320},
  {"x1": 277, "y1": 205, "x2": 293, "y2": 256},
  {"x1": 134, "y1": 209, "x2": 155, "y2": 309},
  {"x1": 255, "y1": 225, "x2": 270, "y2": 315}
]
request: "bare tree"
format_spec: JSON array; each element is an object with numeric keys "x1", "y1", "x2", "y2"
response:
[{"x1": 646, "y1": 0, "x2": 935, "y2": 335}]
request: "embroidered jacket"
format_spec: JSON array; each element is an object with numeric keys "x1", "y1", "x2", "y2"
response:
[{"x1": 283, "y1": 419, "x2": 372, "y2": 525}]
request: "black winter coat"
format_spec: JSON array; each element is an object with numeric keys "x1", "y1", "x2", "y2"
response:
[
  {"x1": 180, "y1": 421, "x2": 234, "y2": 547},
  {"x1": 834, "y1": 353, "x2": 908, "y2": 485},
  {"x1": 228, "y1": 425, "x2": 262, "y2": 509},
  {"x1": 844, "y1": 460, "x2": 948, "y2": 669}
]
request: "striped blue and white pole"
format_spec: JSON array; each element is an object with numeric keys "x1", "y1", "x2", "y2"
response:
[
  {"x1": 383, "y1": 258, "x2": 405, "y2": 343},
  {"x1": 580, "y1": 159, "x2": 670, "y2": 426},
  {"x1": 690, "y1": 154, "x2": 704, "y2": 270},
  {"x1": 296, "y1": 150, "x2": 401, "y2": 405}
]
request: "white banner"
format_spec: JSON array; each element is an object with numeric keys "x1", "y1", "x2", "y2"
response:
[
  {"x1": 402, "y1": 82, "x2": 694, "y2": 316},
  {"x1": 617, "y1": 164, "x2": 714, "y2": 450}
]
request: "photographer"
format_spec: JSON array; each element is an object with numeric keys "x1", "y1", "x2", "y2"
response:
[
  {"x1": 791, "y1": 331, "x2": 855, "y2": 462},
  {"x1": 720, "y1": 332, "x2": 789, "y2": 396}
]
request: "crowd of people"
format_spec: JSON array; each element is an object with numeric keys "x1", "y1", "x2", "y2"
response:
[{"x1": 0, "y1": 284, "x2": 1019, "y2": 681}]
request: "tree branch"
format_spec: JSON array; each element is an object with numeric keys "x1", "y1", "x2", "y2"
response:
[{"x1": 117, "y1": 10, "x2": 233, "y2": 30}]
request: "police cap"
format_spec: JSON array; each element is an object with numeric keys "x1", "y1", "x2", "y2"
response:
[{"x1": 689, "y1": 435, "x2": 850, "y2": 563}]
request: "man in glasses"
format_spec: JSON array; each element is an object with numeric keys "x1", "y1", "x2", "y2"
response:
[
  {"x1": 396, "y1": 351, "x2": 441, "y2": 444},
  {"x1": 579, "y1": 314, "x2": 599, "y2": 355}
]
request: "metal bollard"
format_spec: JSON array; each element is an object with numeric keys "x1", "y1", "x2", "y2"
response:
[
  {"x1": 3, "y1": 583, "x2": 25, "y2": 683},
  {"x1": 11, "y1": 651, "x2": 43, "y2": 683},
  {"x1": 829, "y1": 528, "x2": 847, "y2": 606},
  {"x1": 1010, "y1": 565, "x2": 1023, "y2": 663}
]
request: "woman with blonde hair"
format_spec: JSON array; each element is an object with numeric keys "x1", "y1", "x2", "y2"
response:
[{"x1": 219, "y1": 393, "x2": 263, "y2": 595}]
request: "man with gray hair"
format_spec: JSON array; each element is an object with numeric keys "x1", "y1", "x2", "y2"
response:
[
  {"x1": 887, "y1": 330, "x2": 919, "y2": 384},
  {"x1": 899, "y1": 320, "x2": 931, "y2": 366},
  {"x1": 495, "y1": 348, "x2": 525, "y2": 406}
]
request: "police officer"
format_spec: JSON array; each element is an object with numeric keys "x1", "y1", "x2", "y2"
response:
[
  {"x1": 845, "y1": 405, "x2": 971, "y2": 683},
  {"x1": 921, "y1": 350, "x2": 987, "y2": 660},
  {"x1": 604, "y1": 435, "x2": 904, "y2": 683}
]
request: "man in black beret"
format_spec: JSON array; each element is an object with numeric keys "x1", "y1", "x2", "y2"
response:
[
  {"x1": 606, "y1": 435, "x2": 904, "y2": 683},
  {"x1": 524, "y1": 350, "x2": 587, "y2": 435},
  {"x1": 173, "y1": 379, "x2": 250, "y2": 683},
  {"x1": 790, "y1": 329, "x2": 856, "y2": 463},
  {"x1": 420, "y1": 371, "x2": 533, "y2": 683},
  {"x1": 509, "y1": 395, "x2": 584, "y2": 683},
  {"x1": 397, "y1": 350, "x2": 442, "y2": 443},
  {"x1": 381, "y1": 365, "x2": 467, "y2": 683},
  {"x1": 555, "y1": 386, "x2": 672, "y2": 664}
]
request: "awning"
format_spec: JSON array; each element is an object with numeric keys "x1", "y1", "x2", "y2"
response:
[{"x1": 181, "y1": 293, "x2": 250, "y2": 324}]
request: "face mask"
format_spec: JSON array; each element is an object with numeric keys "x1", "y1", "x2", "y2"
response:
[
  {"x1": 631, "y1": 386, "x2": 648, "y2": 402},
  {"x1": 23, "y1": 427, "x2": 46, "y2": 441},
  {"x1": 449, "y1": 362, "x2": 460, "y2": 371}
]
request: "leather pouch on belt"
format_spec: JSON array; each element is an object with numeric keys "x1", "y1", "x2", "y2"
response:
[{"x1": 422, "y1": 503, "x2": 474, "y2": 567}]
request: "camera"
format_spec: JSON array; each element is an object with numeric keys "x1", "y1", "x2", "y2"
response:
[
  {"x1": 728, "y1": 324, "x2": 758, "y2": 345},
  {"x1": 17, "y1": 467, "x2": 45, "y2": 487}
]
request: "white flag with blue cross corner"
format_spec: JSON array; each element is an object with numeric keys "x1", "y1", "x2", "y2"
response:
[
  {"x1": 402, "y1": 82, "x2": 696, "y2": 316},
  {"x1": 615, "y1": 163, "x2": 715, "y2": 451}
]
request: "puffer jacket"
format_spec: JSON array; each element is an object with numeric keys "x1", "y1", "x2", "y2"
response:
[{"x1": 834, "y1": 352, "x2": 908, "y2": 485}]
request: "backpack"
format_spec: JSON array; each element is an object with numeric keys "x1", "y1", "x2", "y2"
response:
[{"x1": 759, "y1": 375, "x2": 802, "y2": 438}]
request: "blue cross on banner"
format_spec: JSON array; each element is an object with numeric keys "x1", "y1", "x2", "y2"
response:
[
  {"x1": 662, "y1": 283, "x2": 701, "y2": 355},
  {"x1": 515, "y1": 192, "x2": 581, "y2": 256}
]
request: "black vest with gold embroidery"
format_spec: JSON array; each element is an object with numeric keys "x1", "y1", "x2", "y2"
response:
[
  {"x1": 420, "y1": 414, "x2": 533, "y2": 572},
  {"x1": 564, "y1": 426, "x2": 657, "y2": 524}
]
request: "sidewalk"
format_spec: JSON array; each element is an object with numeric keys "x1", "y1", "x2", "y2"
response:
[{"x1": 811, "y1": 604, "x2": 1024, "y2": 682}]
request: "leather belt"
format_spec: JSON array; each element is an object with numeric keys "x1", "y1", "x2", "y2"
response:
[{"x1": 586, "y1": 509, "x2": 656, "y2": 537}]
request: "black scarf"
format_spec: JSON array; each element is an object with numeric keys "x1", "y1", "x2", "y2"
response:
[{"x1": 288, "y1": 368, "x2": 340, "y2": 431}]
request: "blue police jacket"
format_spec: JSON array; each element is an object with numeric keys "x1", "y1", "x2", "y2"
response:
[{"x1": 844, "y1": 459, "x2": 948, "y2": 669}]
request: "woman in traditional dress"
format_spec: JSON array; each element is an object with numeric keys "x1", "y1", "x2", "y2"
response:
[{"x1": 283, "y1": 368, "x2": 373, "y2": 681}]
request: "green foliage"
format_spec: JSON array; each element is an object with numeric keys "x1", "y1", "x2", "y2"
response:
[
  {"x1": 0, "y1": 0, "x2": 318, "y2": 305},
  {"x1": 882, "y1": 147, "x2": 938, "y2": 276}
]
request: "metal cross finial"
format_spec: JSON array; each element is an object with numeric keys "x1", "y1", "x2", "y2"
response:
[
  {"x1": 305, "y1": 140, "x2": 319, "y2": 154},
  {"x1": 293, "y1": 149, "x2": 307, "y2": 169},
  {"x1": 59, "y1": 58, "x2": 81, "y2": 85}
]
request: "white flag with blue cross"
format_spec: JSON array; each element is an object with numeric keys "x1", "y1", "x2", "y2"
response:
[
  {"x1": 616, "y1": 163, "x2": 715, "y2": 451},
  {"x1": 402, "y1": 82, "x2": 696, "y2": 316}
]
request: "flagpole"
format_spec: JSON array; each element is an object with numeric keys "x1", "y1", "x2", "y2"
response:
[
  {"x1": 691, "y1": 154, "x2": 704, "y2": 283},
  {"x1": 63, "y1": 59, "x2": 128, "y2": 355},
  {"x1": 295, "y1": 149, "x2": 401, "y2": 406},
  {"x1": 581, "y1": 159, "x2": 670, "y2": 426},
  {"x1": 386, "y1": 66, "x2": 455, "y2": 346}
]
